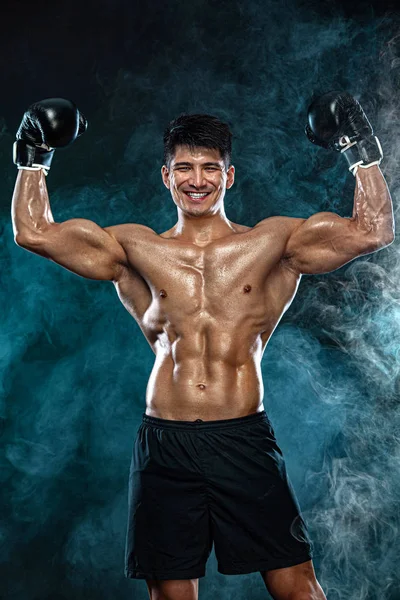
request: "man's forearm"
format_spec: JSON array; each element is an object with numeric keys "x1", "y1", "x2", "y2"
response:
[
  {"x1": 352, "y1": 165, "x2": 395, "y2": 241},
  {"x1": 11, "y1": 169, "x2": 55, "y2": 240}
]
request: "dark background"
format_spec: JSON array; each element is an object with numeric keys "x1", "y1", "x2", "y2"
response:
[{"x1": 1, "y1": 0, "x2": 399, "y2": 599}]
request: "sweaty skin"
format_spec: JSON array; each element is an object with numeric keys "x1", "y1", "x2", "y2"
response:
[
  {"x1": 113, "y1": 217, "x2": 300, "y2": 421},
  {"x1": 12, "y1": 146, "x2": 393, "y2": 422},
  {"x1": 111, "y1": 146, "x2": 302, "y2": 421}
]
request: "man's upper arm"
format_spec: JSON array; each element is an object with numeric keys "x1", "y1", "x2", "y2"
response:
[
  {"x1": 15, "y1": 219, "x2": 131, "y2": 281},
  {"x1": 281, "y1": 212, "x2": 391, "y2": 275}
]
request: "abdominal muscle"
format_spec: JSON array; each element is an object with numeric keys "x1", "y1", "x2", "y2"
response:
[
  {"x1": 144, "y1": 341, "x2": 266, "y2": 421},
  {"x1": 113, "y1": 221, "x2": 299, "y2": 422}
]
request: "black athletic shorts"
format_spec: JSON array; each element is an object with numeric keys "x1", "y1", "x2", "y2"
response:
[{"x1": 125, "y1": 410, "x2": 313, "y2": 580}]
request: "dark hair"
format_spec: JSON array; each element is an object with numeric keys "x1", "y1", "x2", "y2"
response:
[{"x1": 163, "y1": 113, "x2": 232, "y2": 170}]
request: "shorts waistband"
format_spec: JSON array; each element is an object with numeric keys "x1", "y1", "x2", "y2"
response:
[{"x1": 141, "y1": 410, "x2": 270, "y2": 431}]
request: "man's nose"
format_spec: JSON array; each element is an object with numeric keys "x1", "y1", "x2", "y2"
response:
[{"x1": 188, "y1": 170, "x2": 207, "y2": 188}]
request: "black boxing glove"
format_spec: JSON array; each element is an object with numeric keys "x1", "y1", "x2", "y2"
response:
[
  {"x1": 305, "y1": 90, "x2": 383, "y2": 176},
  {"x1": 13, "y1": 98, "x2": 87, "y2": 176}
]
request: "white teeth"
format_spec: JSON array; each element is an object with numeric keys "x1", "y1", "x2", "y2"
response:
[{"x1": 187, "y1": 193, "x2": 208, "y2": 198}]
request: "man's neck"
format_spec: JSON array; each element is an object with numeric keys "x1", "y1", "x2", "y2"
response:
[{"x1": 172, "y1": 213, "x2": 235, "y2": 245}]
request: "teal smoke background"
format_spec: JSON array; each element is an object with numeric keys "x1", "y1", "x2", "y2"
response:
[{"x1": 0, "y1": 0, "x2": 400, "y2": 598}]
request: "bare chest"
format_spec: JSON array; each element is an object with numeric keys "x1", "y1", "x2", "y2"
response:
[{"x1": 113, "y1": 226, "x2": 301, "y2": 347}]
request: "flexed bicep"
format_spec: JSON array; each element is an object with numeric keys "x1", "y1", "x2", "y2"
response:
[
  {"x1": 16, "y1": 218, "x2": 130, "y2": 281},
  {"x1": 283, "y1": 212, "x2": 389, "y2": 275}
]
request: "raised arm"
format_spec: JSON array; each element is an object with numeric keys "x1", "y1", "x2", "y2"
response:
[
  {"x1": 279, "y1": 91, "x2": 395, "y2": 276},
  {"x1": 11, "y1": 97, "x2": 131, "y2": 282},
  {"x1": 12, "y1": 169, "x2": 129, "y2": 282},
  {"x1": 282, "y1": 165, "x2": 394, "y2": 275}
]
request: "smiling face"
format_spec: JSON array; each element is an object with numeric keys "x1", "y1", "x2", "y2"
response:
[{"x1": 161, "y1": 145, "x2": 235, "y2": 216}]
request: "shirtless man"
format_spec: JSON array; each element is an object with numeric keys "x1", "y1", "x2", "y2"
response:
[{"x1": 12, "y1": 94, "x2": 394, "y2": 600}]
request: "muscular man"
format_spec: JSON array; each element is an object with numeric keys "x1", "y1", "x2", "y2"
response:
[{"x1": 12, "y1": 94, "x2": 394, "y2": 600}]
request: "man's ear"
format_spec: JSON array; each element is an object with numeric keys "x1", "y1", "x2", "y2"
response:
[
  {"x1": 161, "y1": 165, "x2": 170, "y2": 189},
  {"x1": 226, "y1": 165, "x2": 235, "y2": 189}
]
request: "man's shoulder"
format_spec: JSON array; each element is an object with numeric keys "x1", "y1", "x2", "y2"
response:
[
  {"x1": 104, "y1": 222, "x2": 158, "y2": 244},
  {"x1": 253, "y1": 216, "x2": 307, "y2": 271},
  {"x1": 254, "y1": 215, "x2": 306, "y2": 233}
]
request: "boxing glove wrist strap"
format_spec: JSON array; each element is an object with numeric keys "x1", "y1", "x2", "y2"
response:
[
  {"x1": 13, "y1": 139, "x2": 54, "y2": 176},
  {"x1": 17, "y1": 165, "x2": 50, "y2": 176},
  {"x1": 340, "y1": 135, "x2": 383, "y2": 176}
]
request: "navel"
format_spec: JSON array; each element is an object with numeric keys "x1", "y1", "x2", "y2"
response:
[
  {"x1": 159, "y1": 289, "x2": 168, "y2": 298},
  {"x1": 197, "y1": 384, "x2": 206, "y2": 390},
  {"x1": 243, "y1": 284, "x2": 252, "y2": 293}
]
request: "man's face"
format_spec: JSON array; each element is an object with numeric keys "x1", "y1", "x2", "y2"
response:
[{"x1": 161, "y1": 145, "x2": 235, "y2": 215}]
